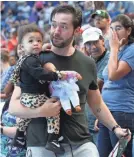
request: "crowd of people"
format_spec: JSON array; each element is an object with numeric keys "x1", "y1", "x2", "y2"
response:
[{"x1": 0, "y1": 1, "x2": 134, "y2": 157}]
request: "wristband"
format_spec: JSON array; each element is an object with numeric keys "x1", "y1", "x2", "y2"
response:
[
  {"x1": 112, "y1": 125, "x2": 121, "y2": 132},
  {"x1": 1, "y1": 126, "x2": 3, "y2": 134},
  {"x1": 56, "y1": 71, "x2": 62, "y2": 80}
]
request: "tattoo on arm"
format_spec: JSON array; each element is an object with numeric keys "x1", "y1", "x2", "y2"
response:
[{"x1": 97, "y1": 108, "x2": 101, "y2": 113}]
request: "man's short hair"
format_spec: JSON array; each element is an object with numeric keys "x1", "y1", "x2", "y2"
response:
[
  {"x1": 82, "y1": 27, "x2": 103, "y2": 44},
  {"x1": 50, "y1": 5, "x2": 82, "y2": 29}
]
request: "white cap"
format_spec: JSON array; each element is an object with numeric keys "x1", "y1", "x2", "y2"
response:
[{"x1": 82, "y1": 27, "x2": 103, "y2": 44}]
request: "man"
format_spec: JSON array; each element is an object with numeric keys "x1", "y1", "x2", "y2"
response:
[
  {"x1": 82, "y1": 27, "x2": 109, "y2": 84},
  {"x1": 91, "y1": 10, "x2": 111, "y2": 50},
  {"x1": 9, "y1": 5, "x2": 130, "y2": 157},
  {"x1": 82, "y1": 27, "x2": 109, "y2": 144}
]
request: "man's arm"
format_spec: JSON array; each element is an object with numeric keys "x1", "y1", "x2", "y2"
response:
[
  {"x1": 9, "y1": 86, "x2": 61, "y2": 118},
  {"x1": 0, "y1": 125, "x2": 17, "y2": 138},
  {"x1": 87, "y1": 89, "x2": 131, "y2": 139}
]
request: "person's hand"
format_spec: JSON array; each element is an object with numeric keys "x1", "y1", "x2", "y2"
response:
[
  {"x1": 42, "y1": 43, "x2": 52, "y2": 51},
  {"x1": 109, "y1": 29, "x2": 126, "y2": 52},
  {"x1": 60, "y1": 71, "x2": 82, "y2": 80},
  {"x1": 39, "y1": 97, "x2": 61, "y2": 117},
  {"x1": 94, "y1": 119, "x2": 99, "y2": 132},
  {"x1": 17, "y1": 44, "x2": 25, "y2": 57},
  {"x1": 43, "y1": 62, "x2": 56, "y2": 72},
  {"x1": 0, "y1": 93, "x2": 7, "y2": 99},
  {"x1": 114, "y1": 128, "x2": 131, "y2": 142},
  {"x1": 60, "y1": 71, "x2": 68, "y2": 80},
  {"x1": 75, "y1": 73, "x2": 82, "y2": 80},
  {"x1": 109, "y1": 29, "x2": 120, "y2": 51}
]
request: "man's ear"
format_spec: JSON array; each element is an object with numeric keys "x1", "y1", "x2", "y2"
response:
[
  {"x1": 74, "y1": 27, "x2": 81, "y2": 36},
  {"x1": 108, "y1": 18, "x2": 111, "y2": 25}
]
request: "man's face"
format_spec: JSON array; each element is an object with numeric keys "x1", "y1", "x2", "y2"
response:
[
  {"x1": 9, "y1": 56, "x2": 17, "y2": 66},
  {"x1": 94, "y1": 15, "x2": 109, "y2": 30},
  {"x1": 85, "y1": 38, "x2": 105, "y2": 59},
  {"x1": 50, "y1": 13, "x2": 75, "y2": 48}
]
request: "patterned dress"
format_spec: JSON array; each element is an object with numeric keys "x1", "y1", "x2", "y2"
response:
[{"x1": 0, "y1": 110, "x2": 26, "y2": 157}]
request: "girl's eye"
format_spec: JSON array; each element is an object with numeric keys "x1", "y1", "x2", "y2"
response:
[
  {"x1": 29, "y1": 40, "x2": 33, "y2": 43},
  {"x1": 38, "y1": 40, "x2": 42, "y2": 43}
]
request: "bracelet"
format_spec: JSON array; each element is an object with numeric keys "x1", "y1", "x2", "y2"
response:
[
  {"x1": 56, "y1": 71, "x2": 62, "y2": 80},
  {"x1": 112, "y1": 125, "x2": 121, "y2": 132},
  {"x1": 1, "y1": 126, "x2": 3, "y2": 134}
]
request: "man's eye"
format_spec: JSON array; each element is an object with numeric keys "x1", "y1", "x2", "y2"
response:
[
  {"x1": 51, "y1": 23, "x2": 57, "y2": 28},
  {"x1": 61, "y1": 25, "x2": 67, "y2": 29}
]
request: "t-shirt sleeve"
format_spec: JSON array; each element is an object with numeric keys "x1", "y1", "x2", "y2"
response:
[
  {"x1": 120, "y1": 44, "x2": 134, "y2": 70},
  {"x1": 89, "y1": 59, "x2": 98, "y2": 90},
  {"x1": 21, "y1": 56, "x2": 58, "y2": 81}
]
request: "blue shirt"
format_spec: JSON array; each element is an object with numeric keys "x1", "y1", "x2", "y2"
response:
[
  {"x1": 96, "y1": 51, "x2": 109, "y2": 80},
  {"x1": 0, "y1": 110, "x2": 26, "y2": 157},
  {"x1": 1, "y1": 65, "x2": 15, "y2": 92},
  {"x1": 102, "y1": 43, "x2": 134, "y2": 113}
]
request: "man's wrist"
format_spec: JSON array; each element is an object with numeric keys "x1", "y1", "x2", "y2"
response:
[{"x1": 112, "y1": 125, "x2": 121, "y2": 132}]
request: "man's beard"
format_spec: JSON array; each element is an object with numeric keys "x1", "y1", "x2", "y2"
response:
[{"x1": 50, "y1": 34, "x2": 74, "y2": 48}]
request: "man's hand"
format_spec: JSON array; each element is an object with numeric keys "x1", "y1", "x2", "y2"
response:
[
  {"x1": 114, "y1": 128, "x2": 131, "y2": 142},
  {"x1": 42, "y1": 43, "x2": 51, "y2": 51},
  {"x1": 43, "y1": 62, "x2": 57, "y2": 72},
  {"x1": 94, "y1": 119, "x2": 99, "y2": 132},
  {"x1": 39, "y1": 97, "x2": 61, "y2": 117}
]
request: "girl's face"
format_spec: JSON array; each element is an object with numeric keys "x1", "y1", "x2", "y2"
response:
[
  {"x1": 110, "y1": 21, "x2": 131, "y2": 42},
  {"x1": 21, "y1": 32, "x2": 43, "y2": 55}
]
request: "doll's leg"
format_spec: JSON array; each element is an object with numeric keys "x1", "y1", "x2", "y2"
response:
[
  {"x1": 46, "y1": 115, "x2": 64, "y2": 153},
  {"x1": 69, "y1": 90, "x2": 81, "y2": 112},
  {"x1": 60, "y1": 96, "x2": 72, "y2": 115}
]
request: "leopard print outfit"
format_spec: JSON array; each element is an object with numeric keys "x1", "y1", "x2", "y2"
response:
[{"x1": 11, "y1": 54, "x2": 60, "y2": 134}]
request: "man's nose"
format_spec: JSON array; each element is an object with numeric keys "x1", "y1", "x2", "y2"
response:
[
  {"x1": 90, "y1": 43, "x2": 96, "y2": 49},
  {"x1": 54, "y1": 26, "x2": 61, "y2": 34}
]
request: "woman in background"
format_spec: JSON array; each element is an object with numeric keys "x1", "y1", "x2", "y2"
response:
[{"x1": 97, "y1": 14, "x2": 134, "y2": 157}]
